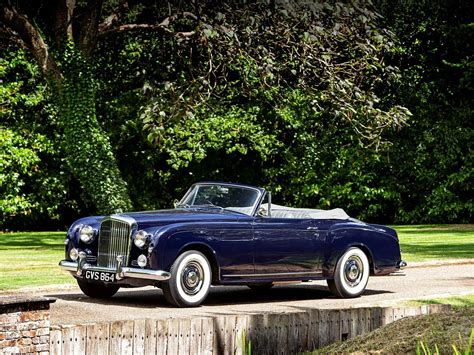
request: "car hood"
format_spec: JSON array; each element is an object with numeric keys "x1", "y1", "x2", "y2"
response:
[
  {"x1": 70, "y1": 208, "x2": 246, "y2": 234},
  {"x1": 117, "y1": 208, "x2": 244, "y2": 229}
]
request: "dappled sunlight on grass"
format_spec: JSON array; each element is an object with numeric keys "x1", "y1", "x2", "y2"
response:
[
  {"x1": 0, "y1": 231, "x2": 72, "y2": 290},
  {"x1": 394, "y1": 225, "x2": 474, "y2": 262},
  {"x1": 415, "y1": 294, "x2": 474, "y2": 308},
  {"x1": 0, "y1": 231, "x2": 66, "y2": 250}
]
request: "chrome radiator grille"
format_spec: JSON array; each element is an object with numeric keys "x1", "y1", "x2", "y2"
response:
[{"x1": 97, "y1": 217, "x2": 133, "y2": 268}]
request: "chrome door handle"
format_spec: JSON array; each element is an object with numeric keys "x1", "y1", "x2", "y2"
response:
[{"x1": 306, "y1": 226, "x2": 319, "y2": 230}]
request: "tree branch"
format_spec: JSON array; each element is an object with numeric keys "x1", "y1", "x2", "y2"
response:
[
  {"x1": 1, "y1": 5, "x2": 62, "y2": 82},
  {"x1": 98, "y1": 12, "x2": 197, "y2": 39},
  {"x1": 98, "y1": 0, "x2": 130, "y2": 34}
]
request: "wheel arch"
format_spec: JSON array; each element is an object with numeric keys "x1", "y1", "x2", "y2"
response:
[
  {"x1": 354, "y1": 244, "x2": 375, "y2": 275},
  {"x1": 330, "y1": 242, "x2": 376, "y2": 276},
  {"x1": 178, "y1": 243, "x2": 220, "y2": 284}
]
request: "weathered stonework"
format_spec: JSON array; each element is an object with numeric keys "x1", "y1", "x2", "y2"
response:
[{"x1": 0, "y1": 297, "x2": 55, "y2": 354}]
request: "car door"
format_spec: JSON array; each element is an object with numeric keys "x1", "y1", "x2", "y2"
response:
[
  {"x1": 252, "y1": 216, "x2": 327, "y2": 277},
  {"x1": 207, "y1": 218, "x2": 255, "y2": 277}
]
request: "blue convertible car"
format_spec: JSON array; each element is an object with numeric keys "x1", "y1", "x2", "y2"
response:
[{"x1": 59, "y1": 182, "x2": 406, "y2": 307}]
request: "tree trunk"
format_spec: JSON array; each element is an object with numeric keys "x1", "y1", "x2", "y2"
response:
[{"x1": 56, "y1": 44, "x2": 132, "y2": 213}]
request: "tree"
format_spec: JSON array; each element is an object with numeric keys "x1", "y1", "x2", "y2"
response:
[
  {"x1": 140, "y1": 1, "x2": 411, "y2": 218},
  {"x1": 1, "y1": 1, "x2": 418, "y2": 227},
  {"x1": 376, "y1": 0, "x2": 473, "y2": 223},
  {"x1": 0, "y1": 0, "x2": 196, "y2": 213}
]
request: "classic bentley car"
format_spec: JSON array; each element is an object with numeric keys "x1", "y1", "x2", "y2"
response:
[{"x1": 59, "y1": 182, "x2": 406, "y2": 307}]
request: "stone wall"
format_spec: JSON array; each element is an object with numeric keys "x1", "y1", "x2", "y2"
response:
[{"x1": 0, "y1": 297, "x2": 55, "y2": 354}]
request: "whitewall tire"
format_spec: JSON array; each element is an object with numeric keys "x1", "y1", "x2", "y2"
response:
[
  {"x1": 162, "y1": 251, "x2": 212, "y2": 307},
  {"x1": 327, "y1": 247, "x2": 370, "y2": 298}
]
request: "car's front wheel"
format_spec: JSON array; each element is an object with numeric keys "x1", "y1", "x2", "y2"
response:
[
  {"x1": 327, "y1": 247, "x2": 370, "y2": 298},
  {"x1": 161, "y1": 250, "x2": 212, "y2": 307},
  {"x1": 77, "y1": 279, "x2": 120, "y2": 298}
]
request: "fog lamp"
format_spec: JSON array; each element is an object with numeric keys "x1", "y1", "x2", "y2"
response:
[
  {"x1": 137, "y1": 254, "x2": 147, "y2": 268},
  {"x1": 70, "y1": 248, "x2": 79, "y2": 261}
]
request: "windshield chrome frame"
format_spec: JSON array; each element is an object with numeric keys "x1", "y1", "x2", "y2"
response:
[{"x1": 178, "y1": 182, "x2": 265, "y2": 217}]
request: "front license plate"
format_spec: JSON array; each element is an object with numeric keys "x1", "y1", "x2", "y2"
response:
[{"x1": 84, "y1": 270, "x2": 116, "y2": 283}]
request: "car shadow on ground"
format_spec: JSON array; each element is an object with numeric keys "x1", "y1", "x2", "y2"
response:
[{"x1": 46, "y1": 284, "x2": 392, "y2": 309}]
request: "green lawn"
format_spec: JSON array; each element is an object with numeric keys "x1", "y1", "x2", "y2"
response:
[
  {"x1": 0, "y1": 224, "x2": 473, "y2": 291},
  {"x1": 407, "y1": 294, "x2": 474, "y2": 308},
  {"x1": 394, "y1": 224, "x2": 474, "y2": 262},
  {"x1": 0, "y1": 231, "x2": 72, "y2": 290}
]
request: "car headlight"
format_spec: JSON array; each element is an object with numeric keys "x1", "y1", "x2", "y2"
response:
[
  {"x1": 79, "y1": 225, "x2": 95, "y2": 244},
  {"x1": 134, "y1": 230, "x2": 148, "y2": 249}
]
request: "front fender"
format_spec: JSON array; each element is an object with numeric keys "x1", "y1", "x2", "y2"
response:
[{"x1": 149, "y1": 223, "x2": 218, "y2": 271}]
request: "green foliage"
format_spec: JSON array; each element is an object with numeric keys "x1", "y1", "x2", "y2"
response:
[
  {"x1": 376, "y1": 0, "x2": 473, "y2": 223},
  {"x1": 0, "y1": 50, "x2": 76, "y2": 229},
  {"x1": 416, "y1": 328, "x2": 473, "y2": 355},
  {"x1": 0, "y1": 0, "x2": 472, "y2": 227},
  {"x1": 0, "y1": 127, "x2": 45, "y2": 215},
  {"x1": 55, "y1": 42, "x2": 132, "y2": 214},
  {"x1": 238, "y1": 330, "x2": 252, "y2": 355},
  {"x1": 139, "y1": 1, "x2": 413, "y2": 218}
]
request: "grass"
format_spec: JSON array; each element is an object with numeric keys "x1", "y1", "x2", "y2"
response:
[
  {"x1": 406, "y1": 294, "x2": 474, "y2": 309},
  {"x1": 0, "y1": 231, "x2": 72, "y2": 290},
  {"x1": 311, "y1": 294, "x2": 474, "y2": 354},
  {"x1": 312, "y1": 307, "x2": 474, "y2": 354},
  {"x1": 394, "y1": 224, "x2": 474, "y2": 262},
  {"x1": 0, "y1": 224, "x2": 472, "y2": 290}
]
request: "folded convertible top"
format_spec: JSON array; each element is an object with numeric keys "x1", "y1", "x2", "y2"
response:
[{"x1": 266, "y1": 203, "x2": 350, "y2": 220}]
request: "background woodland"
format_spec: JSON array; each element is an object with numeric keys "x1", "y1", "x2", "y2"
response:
[{"x1": 1, "y1": 0, "x2": 472, "y2": 229}]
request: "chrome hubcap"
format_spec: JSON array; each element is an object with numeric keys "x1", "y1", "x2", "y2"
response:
[
  {"x1": 344, "y1": 255, "x2": 363, "y2": 287},
  {"x1": 181, "y1": 261, "x2": 204, "y2": 295}
]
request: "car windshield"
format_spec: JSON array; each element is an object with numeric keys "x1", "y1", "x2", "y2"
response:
[{"x1": 177, "y1": 184, "x2": 261, "y2": 216}]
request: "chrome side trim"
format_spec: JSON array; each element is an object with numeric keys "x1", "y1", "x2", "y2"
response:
[
  {"x1": 59, "y1": 260, "x2": 171, "y2": 281},
  {"x1": 223, "y1": 271, "x2": 323, "y2": 278}
]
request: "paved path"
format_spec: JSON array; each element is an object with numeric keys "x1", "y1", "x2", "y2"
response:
[{"x1": 15, "y1": 263, "x2": 467, "y2": 325}]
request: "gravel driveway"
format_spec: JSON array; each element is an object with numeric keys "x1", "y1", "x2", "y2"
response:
[{"x1": 8, "y1": 263, "x2": 474, "y2": 325}]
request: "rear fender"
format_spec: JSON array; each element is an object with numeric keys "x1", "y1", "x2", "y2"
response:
[{"x1": 325, "y1": 225, "x2": 401, "y2": 277}]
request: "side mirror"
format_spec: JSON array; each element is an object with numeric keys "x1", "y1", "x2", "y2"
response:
[{"x1": 173, "y1": 199, "x2": 179, "y2": 208}]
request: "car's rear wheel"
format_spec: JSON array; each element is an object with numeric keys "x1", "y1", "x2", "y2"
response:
[
  {"x1": 327, "y1": 247, "x2": 370, "y2": 298},
  {"x1": 161, "y1": 250, "x2": 212, "y2": 307},
  {"x1": 77, "y1": 279, "x2": 120, "y2": 298}
]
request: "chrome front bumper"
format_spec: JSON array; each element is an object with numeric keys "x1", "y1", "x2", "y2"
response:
[
  {"x1": 397, "y1": 260, "x2": 408, "y2": 269},
  {"x1": 59, "y1": 256, "x2": 171, "y2": 282}
]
